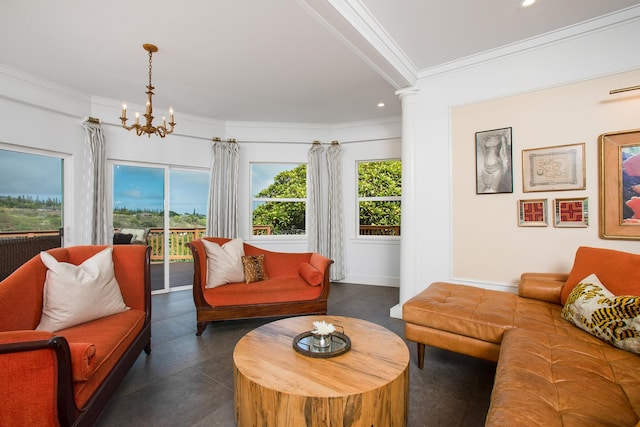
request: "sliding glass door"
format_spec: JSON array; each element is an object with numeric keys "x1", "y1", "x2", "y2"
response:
[
  {"x1": 168, "y1": 169, "x2": 208, "y2": 289},
  {"x1": 112, "y1": 163, "x2": 208, "y2": 293},
  {"x1": 113, "y1": 164, "x2": 165, "y2": 291}
]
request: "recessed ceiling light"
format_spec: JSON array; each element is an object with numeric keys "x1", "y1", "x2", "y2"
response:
[
  {"x1": 520, "y1": 0, "x2": 535, "y2": 7},
  {"x1": 377, "y1": 102, "x2": 385, "y2": 108}
]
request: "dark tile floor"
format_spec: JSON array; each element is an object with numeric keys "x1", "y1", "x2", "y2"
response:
[{"x1": 96, "y1": 283, "x2": 496, "y2": 427}]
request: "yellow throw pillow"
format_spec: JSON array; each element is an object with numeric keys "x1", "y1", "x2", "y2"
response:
[
  {"x1": 561, "y1": 273, "x2": 640, "y2": 354},
  {"x1": 241, "y1": 255, "x2": 268, "y2": 284}
]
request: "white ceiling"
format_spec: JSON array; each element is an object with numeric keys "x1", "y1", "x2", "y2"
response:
[{"x1": 1, "y1": 0, "x2": 639, "y2": 124}]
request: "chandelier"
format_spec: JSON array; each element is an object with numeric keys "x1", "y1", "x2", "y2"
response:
[{"x1": 120, "y1": 44, "x2": 175, "y2": 138}]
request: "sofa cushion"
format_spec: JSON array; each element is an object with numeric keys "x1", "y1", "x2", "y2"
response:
[
  {"x1": 203, "y1": 277, "x2": 323, "y2": 307},
  {"x1": 562, "y1": 246, "x2": 640, "y2": 305},
  {"x1": 202, "y1": 238, "x2": 245, "y2": 288},
  {"x1": 403, "y1": 282, "x2": 519, "y2": 344},
  {"x1": 59, "y1": 308, "x2": 146, "y2": 408},
  {"x1": 36, "y1": 247, "x2": 129, "y2": 332},
  {"x1": 298, "y1": 262, "x2": 323, "y2": 286},
  {"x1": 487, "y1": 328, "x2": 640, "y2": 426},
  {"x1": 242, "y1": 255, "x2": 268, "y2": 283},
  {"x1": 562, "y1": 274, "x2": 640, "y2": 355}
]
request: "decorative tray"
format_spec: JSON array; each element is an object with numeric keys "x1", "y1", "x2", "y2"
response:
[{"x1": 292, "y1": 331, "x2": 351, "y2": 358}]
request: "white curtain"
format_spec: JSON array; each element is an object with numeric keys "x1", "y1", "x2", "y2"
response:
[
  {"x1": 82, "y1": 119, "x2": 109, "y2": 245},
  {"x1": 327, "y1": 141, "x2": 345, "y2": 280},
  {"x1": 307, "y1": 142, "x2": 325, "y2": 255},
  {"x1": 206, "y1": 140, "x2": 239, "y2": 238}
]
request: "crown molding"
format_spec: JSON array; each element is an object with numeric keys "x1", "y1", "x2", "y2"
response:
[
  {"x1": 418, "y1": 4, "x2": 640, "y2": 80},
  {"x1": 0, "y1": 64, "x2": 89, "y2": 118},
  {"x1": 299, "y1": 0, "x2": 417, "y2": 89}
]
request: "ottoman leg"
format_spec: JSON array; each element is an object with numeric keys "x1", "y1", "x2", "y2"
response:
[{"x1": 417, "y1": 343, "x2": 425, "y2": 369}]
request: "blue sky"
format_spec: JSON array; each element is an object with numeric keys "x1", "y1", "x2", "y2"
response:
[
  {"x1": 0, "y1": 149, "x2": 62, "y2": 200},
  {"x1": 0, "y1": 149, "x2": 294, "y2": 215},
  {"x1": 251, "y1": 163, "x2": 296, "y2": 196},
  {"x1": 113, "y1": 165, "x2": 209, "y2": 214}
]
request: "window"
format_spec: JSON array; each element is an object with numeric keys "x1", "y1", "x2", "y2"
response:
[
  {"x1": 357, "y1": 160, "x2": 401, "y2": 236},
  {"x1": 251, "y1": 163, "x2": 306, "y2": 236},
  {"x1": 0, "y1": 148, "x2": 63, "y2": 233}
]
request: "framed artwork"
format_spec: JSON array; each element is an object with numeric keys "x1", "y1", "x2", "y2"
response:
[
  {"x1": 599, "y1": 129, "x2": 640, "y2": 240},
  {"x1": 476, "y1": 127, "x2": 513, "y2": 194},
  {"x1": 554, "y1": 197, "x2": 588, "y2": 227},
  {"x1": 522, "y1": 143, "x2": 585, "y2": 192},
  {"x1": 518, "y1": 199, "x2": 547, "y2": 227}
]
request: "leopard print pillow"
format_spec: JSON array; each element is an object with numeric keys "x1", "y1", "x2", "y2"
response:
[
  {"x1": 241, "y1": 255, "x2": 268, "y2": 284},
  {"x1": 562, "y1": 273, "x2": 640, "y2": 354}
]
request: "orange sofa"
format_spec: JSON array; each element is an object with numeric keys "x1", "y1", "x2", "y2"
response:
[
  {"x1": 188, "y1": 237, "x2": 333, "y2": 336},
  {"x1": 0, "y1": 245, "x2": 151, "y2": 427},
  {"x1": 403, "y1": 246, "x2": 640, "y2": 425}
]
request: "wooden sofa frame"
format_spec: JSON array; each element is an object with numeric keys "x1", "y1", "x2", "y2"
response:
[
  {"x1": 188, "y1": 239, "x2": 332, "y2": 336},
  {"x1": 0, "y1": 245, "x2": 152, "y2": 427}
]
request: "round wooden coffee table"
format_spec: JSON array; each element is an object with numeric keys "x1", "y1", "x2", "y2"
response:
[{"x1": 233, "y1": 315, "x2": 409, "y2": 427}]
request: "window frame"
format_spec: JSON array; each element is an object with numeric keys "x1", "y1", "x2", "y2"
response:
[
  {"x1": 250, "y1": 161, "x2": 308, "y2": 239},
  {"x1": 0, "y1": 143, "x2": 70, "y2": 241},
  {"x1": 356, "y1": 158, "x2": 402, "y2": 239}
]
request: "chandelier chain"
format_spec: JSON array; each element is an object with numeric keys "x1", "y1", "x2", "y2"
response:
[{"x1": 148, "y1": 50, "x2": 153, "y2": 89}]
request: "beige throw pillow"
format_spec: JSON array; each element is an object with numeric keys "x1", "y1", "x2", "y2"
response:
[
  {"x1": 36, "y1": 247, "x2": 129, "y2": 332},
  {"x1": 202, "y1": 238, "x2": 245, "y2": 288}
]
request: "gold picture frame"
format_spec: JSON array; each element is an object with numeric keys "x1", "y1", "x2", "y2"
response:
[
  {"x1": 518, "y1": 199, "x2": 548, "y2": 227},
  {"x1": 522, "y1": 143, "x2": 586, "y2": 192},
  {"x1": 599, "y1": 129, "x2": 640, "y2": 239}
]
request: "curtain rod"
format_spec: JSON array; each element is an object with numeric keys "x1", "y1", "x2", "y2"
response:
[{"x1": 93, "y1": 120, "x2": 400, "y2": 145}]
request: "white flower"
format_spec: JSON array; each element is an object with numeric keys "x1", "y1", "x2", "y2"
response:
[{"x1": 312, "y1": 320, "x2": 336, "y2": 335}]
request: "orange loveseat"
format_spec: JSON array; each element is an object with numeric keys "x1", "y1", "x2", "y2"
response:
[
  {"x1": 0, "y1": 245, "x2": 151, "y2": 427},
  {"x1": 188, "y1": 237, "x2": 333, "y2": 336}
]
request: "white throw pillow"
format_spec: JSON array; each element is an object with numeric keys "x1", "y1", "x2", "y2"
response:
[
  {"x1": 36, "y1": 247, "x2": 129, "y2": 332},
  {"x1": 202, "y1": 238, "x2": 245, "y2": 288}
]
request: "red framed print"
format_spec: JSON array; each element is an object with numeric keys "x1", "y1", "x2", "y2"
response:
[
  {"x1": 554, "y1": 197, "x2": 588, "y2": 227},
  {"x1": 518, "y1": 199, "x2": 547, "y2": 227}
]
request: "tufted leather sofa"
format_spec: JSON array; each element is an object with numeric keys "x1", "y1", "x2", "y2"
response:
[{"x1": 403, "y1": 246, "x2": 640, "y2": 425}]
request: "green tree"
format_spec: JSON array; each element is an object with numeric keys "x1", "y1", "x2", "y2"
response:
[
  {"x1": 358, "y1": 160, "x2": 402, "y2": 227},
  {"x1": 252, "y1": 165, "x2": 307, "y2": 234}
]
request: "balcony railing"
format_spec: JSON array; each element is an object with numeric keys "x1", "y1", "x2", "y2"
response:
[
  {"x1": 147, "y1": 228, "x2": 206, "y2": 262},
  {"x1": 3, "y1": 225, "x2": 400, "y2": 268},
  {"x1": 359, "y1": 225, "x2": 400, "y2": 236}
]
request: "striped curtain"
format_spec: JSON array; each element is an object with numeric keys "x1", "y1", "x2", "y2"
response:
[
  {"x1": 307, "y1": 141, "x2": 325, "y2": 255},
  {"x1": 82, "y1": 119, "x2": 109, "y2": 245},
  {"x1": 327, "y1": 141, "x2": 345, "y2": 280},
  {"x1": 206, "y1": 140, "x2": 239, "y2": 238}
]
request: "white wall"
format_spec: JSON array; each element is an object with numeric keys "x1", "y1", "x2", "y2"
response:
[
  {"x1": 0, "y1": 69, "x2": 402, "y2": 287},
  {"x1": 400, "y1": 9, "x2": 640, "y2": 301}
]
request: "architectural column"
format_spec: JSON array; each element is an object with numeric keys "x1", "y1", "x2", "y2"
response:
[{"x1": 390, "y1": 86, "x2": 419, "y2": 319}]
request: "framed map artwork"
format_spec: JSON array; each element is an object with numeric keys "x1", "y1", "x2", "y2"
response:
[{"x1": 522, "y1": 143, "x2": 585, "y2": 192}]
